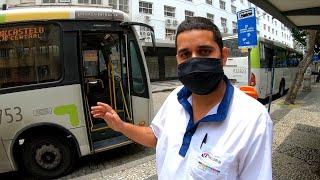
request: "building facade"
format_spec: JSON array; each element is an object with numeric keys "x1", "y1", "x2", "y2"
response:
[{"x1": 0, "y1": 0, "x2": 296, "y2": 81}]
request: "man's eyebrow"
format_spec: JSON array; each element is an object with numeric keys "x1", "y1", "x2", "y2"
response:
[
  {"x1": 177, "y1": 48, "x2": 189, "y2": 54},
  {"x1": 198, "y1": 45, "x2": 214, "y2": 49}
]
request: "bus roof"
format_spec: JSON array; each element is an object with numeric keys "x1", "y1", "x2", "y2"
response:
[
  {"x1": 0, "y1": 7, "x2": 129, "y2": 24},
  {"x1": 222, "y1": 35, "x2": 301, "y2": 53}
]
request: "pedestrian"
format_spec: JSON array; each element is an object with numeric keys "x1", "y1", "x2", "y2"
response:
[{"x1": 91, "y1": 17, "x2": 273, "y2": 179}]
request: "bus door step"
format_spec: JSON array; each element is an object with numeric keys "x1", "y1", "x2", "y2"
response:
[{"x1": 93, "y1": 135, "x2": 132, "y2": 152}]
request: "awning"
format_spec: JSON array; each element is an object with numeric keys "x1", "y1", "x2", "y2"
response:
[{"x1": 248, "y1": 0, "x2": 320, "y2": 29}]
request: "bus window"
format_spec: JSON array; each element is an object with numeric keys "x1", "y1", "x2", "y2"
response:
[
  {"x1": 129, "y1": 40, "x2": 145, "y2": 94},
  {"x1": 264, "y1": 47, "x2": 274, "y2": 69},
  {"x1": 0, "y1": 23, "x2": 62, "y2": 88}
]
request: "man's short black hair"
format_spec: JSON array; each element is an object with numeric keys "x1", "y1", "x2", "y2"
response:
[{"x1": 175, "y1": 17, "x2": 223, "y2": 52}]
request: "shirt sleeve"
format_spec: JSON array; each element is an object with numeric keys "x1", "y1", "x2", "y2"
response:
[{"x1": 239, "y1": 112, "x2": 273, "y2": 180}]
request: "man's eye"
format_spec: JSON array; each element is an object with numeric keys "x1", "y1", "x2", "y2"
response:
[
  {"x1": 199, "y1": 49, "x2": 211, "y2": 56},
  {"x1": 180, "y1": 53, "x2": 190, "y2": 59}
]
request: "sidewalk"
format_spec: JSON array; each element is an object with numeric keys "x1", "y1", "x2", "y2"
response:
[
  {"x1": 269, "y1": 83, "x2": 320, "y2": 180},
  {"x1": 151, "y1": 80, "x2": 181, "y2": 93}
]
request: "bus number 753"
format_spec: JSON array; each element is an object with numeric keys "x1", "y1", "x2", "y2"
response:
[{"x1": 0, "y1": 107, "x2": 23, "y2": 124}]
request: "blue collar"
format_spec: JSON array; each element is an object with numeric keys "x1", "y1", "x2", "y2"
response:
[{"x1": 177, "y1": 76, "x2": 234, "y2": 157}]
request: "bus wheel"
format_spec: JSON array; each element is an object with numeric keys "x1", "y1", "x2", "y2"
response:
[{"x1": 21, "y1": 135, "x2": 75, "y2": 179}]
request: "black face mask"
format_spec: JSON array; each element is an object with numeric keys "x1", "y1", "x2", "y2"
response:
[{"x1": 177, "y1": 57, "x2": 224, "y2": 95}]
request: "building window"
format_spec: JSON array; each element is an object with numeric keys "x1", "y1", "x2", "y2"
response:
[
  {"x1": 231, "y1": 5, "x2": 236, "y2": 14},
  {"x1": 232, "y1": 21, "x2": 237, "y2": 34},
  {"x1": 240, "y1": 0, "x2": 243, "y2": 3},
  {"x1": 276, "y1": 30, "x2": 278, "y2": 35},
  {"x1": 119, "y1": 0, "x2": 129, "y2": 13},
  {"x1": 263, "y1": 24, "x2": 266, "y2": 30},
  {"x1": 207, "y1": 13, "x2": 214, "y2": 23},
  {"x1": 109, "y1": 0, "x2": 117, "y2": 9},
  {"x1": 185, "y1": 10, "x2": 194, "y2": 20},
  {"x1": 139, "y1": 1, "x2": 153, "y2": 14},
  {"x1": 272, "y1": 28, "x2": 274, "y2": 34},
  {"x1": 268, "y1": 26, "x2": 270, "y2": 32},
  {"x1": 256, "y1": 17, "x2": 259, "y2": 25},
  {"x1": 78, "y1": 0, "x2": 89, "y2": 3},
  {"x1": 275, "y1": 21, "x2": 277, "y2": 26},
  {"x1": 164, "y1": 5, "x2": 175, "y2": 17},
  {"x1": 206, "y1": 0, "x2": 212, "y2": 5},
  {"x1": 91, "y1": 0, "x2": 102, "y2": 4},
  {"x1": 221, "y1": 18, "x2": 227, "y2": 32},
  {"x1": 43, "y1": 0, "x2": 55, "y2": 3},
  {"x1": 220, "y1": 0, "x2": 226, "y2": 10},
  {"x1": 267, "y1": 16, "x2": 269, "y2": 21},
  {"x1": 165, "y1": 29, "x2": 176, "y2": 41}
]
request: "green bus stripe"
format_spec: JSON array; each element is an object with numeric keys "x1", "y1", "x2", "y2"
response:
[
  {"x1": 0, "y1": 14, "x2": 6, "y2": 23},
  {"x1": 54, "y1": 104, "x2": 80, "y2": 127},
  {"x1": 250, "y1": 43, "x2": 261, "y2": 68}
]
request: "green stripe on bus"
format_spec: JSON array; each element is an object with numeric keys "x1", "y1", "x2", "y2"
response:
[
  {"x1": 250, "y1": 44, "x2": 261, "y2": 68},
  {"x1": 0, "y1": 15, "x2": 5, "y2": 23},
  {"x1": 54, "y1": 104, "x2": 80, "y2": 127}
]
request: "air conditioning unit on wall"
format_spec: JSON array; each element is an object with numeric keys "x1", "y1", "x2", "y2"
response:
[
  {"x1": 165, "y1": 19, "x2": 171, "y2": 25},
  {"x1": 145, "y1": 15, "x2": 151, "y2": 22}
]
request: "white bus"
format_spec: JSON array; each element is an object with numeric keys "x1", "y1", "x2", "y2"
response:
[
  {"x1": 0, "y1": 7, "x2": 155, "y2": 178},
  {"x1": 223, "y1": 35, "x2": 302, "y2": 100}
]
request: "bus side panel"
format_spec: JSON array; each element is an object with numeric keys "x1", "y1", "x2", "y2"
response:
[
  {"x1": 252, "y1": 68, "x2": 271, "y2": 99},
  {"x1": 224, "y1": 57, "x2": 248, "y2": 87},
  {"x1": 0, "y1": 84, "x2": 91, "y2": 164},
  {"x1": 0, "y1": 139, "x2": 13, "y2": 173},
  {"x1": 131, "y1": 96, "x2": 151, "y2": 126}
]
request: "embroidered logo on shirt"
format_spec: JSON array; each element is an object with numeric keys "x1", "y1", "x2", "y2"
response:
[
  {"x1": 201, "y1": 152, "x2": 222, "y2": 164},
  {"x1": 198, "y1": 161, "x2": 220, "y2": 175}
]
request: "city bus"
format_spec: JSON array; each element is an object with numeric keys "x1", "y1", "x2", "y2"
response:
[
  {"x1": 223, "y1": 35, "x2": 302, "y2": 100},
  {"x1": 0, "y1": 7, "x2": 155, "y2": 178}
]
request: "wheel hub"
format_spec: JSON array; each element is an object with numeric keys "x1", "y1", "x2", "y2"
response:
[{"x1": 35, "y1": 144, "x2": 61, "y2": 170}]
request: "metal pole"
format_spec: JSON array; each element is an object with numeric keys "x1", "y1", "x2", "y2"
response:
[
  {"x1": 268, "y1": 55, "x2": 276, "y2": 113},
  {"x1": 248, "y1": 48, "x2": 251, "y2": 85}
]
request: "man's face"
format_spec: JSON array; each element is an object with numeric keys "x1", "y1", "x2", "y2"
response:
[{"x1": 176, "y1": 30, "x2": 228, "y2": 65}]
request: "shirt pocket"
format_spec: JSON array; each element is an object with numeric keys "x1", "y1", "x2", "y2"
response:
[{"x1": 188, "y1": 144, "x2": 234, "y2": 180}]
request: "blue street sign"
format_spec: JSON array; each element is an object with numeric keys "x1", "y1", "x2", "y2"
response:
[{"x1": 237, "y1": 8, "x2": 257, "y2": 48}]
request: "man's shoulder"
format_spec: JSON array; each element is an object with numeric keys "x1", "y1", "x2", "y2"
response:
[{"x1": 231, "y1": 87, "x2": 268, "y2": 116}]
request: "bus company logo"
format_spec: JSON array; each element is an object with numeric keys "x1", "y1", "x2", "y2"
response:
[
  {"x1": 53, "y1": 104, "x2": 80, "y2": 127},
  {"x1": 0, "y1": 26, "x2": 45, "y2": 42}
]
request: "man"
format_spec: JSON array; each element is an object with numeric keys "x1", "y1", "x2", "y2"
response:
[{"x1": 91, "y1": 17, "x2": 273, "y2": 179}]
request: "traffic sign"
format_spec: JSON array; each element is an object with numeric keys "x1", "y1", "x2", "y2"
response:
[{"x1": 237, "y1": 8, "x2": 257, "y2": 48}]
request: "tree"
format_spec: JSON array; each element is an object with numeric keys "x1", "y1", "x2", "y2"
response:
[{"x1": 284, "y1": 29, "x2": 319, "y2": 104}]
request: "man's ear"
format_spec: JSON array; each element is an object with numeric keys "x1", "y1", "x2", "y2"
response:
[{"x1": 221, "y1": 47, "x2": 228, "y2": 66}]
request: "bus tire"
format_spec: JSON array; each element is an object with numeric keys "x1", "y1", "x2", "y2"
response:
[
  {"x1": 279, "y1": 81, "x2": 285, "y2": 97},
  {"x1": 21, "y1": 135, "x2": 75, "y2": 179}
]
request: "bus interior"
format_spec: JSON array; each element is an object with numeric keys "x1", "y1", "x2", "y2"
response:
[{"x1": 81, "y1": 32, "x2": 133, "y2": 151}]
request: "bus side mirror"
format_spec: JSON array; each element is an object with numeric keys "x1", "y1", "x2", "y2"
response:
[{"x1": 240, "y1": 86, "x2": 259, "y2": 99}]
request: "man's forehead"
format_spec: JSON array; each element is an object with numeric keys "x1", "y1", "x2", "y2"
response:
[{"x1": 176, "y1": 30, "x2": 216, "y2": 49}]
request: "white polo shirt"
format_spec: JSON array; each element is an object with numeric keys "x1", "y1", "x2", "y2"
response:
[{"x1": 150, "y1": 78, "x2": 273, "y2": 180}]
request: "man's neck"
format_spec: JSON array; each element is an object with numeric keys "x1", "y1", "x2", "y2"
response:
[{"x1": 192, "y1": 80, "x2": 227, "y2": 122}]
